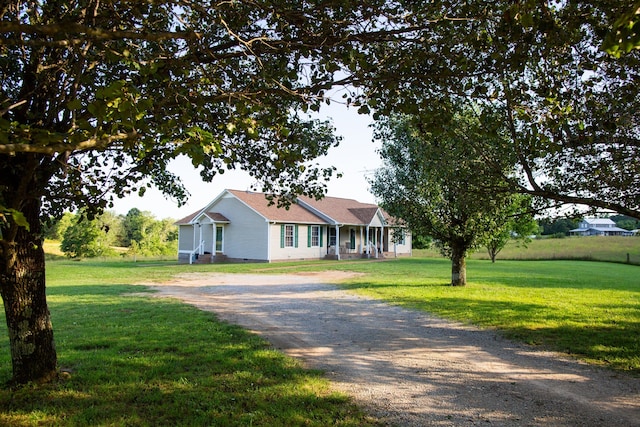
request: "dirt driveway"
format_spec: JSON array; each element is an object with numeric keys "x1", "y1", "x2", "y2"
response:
[{"x1": 142, "y1": 271, "x2": 640, "y2": 426}]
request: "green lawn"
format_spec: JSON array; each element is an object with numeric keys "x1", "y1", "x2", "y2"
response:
[
  {"x1": 0, "y1": 260, "x2": 378, "y2": 426},
  {"x1": 1, "y1": 254, "x2": 638, "y2": 424}
]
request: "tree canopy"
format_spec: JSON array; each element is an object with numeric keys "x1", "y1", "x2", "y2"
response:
[
  {"x1": 371, "y1": 112, "x2": 529, "y2": 286},
  {"x1": 358, "y1": 1, "x2": 640, "y2": 219}
]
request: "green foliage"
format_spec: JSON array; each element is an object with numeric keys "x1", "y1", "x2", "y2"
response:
[
  {"x1": 611, "y1": 214, "x2": 640, "y2": 230},
  {"x1": 484, "y1": 196, "x2": 539, "y2": 262},
  {"x1": 539, "y1": 218, "x2": 581, "y2": 236},
  {"x1": 54, "y1": 208, "x2": 177, "y2": 258},
  {"x1": 411, "y1": 234, "x2": 432, "y2": 250},
  {"x1": 123, "y1": 209, "x2": 177, "y2": 256},
  {"x1": 43, "y1": 212, "x2": 75, "y2": 241},
  {"x1": 0, "y1": 207, "x2": 29, "y2": 234},
  {"x1": 371, "y1": 110, "x2": 523, "y2": 284},
  {"x1": 602, "y1": 1, "x2": 640, "y2": 56},
  {"x1": 61, "y1": 211, "x2": 118, "y2": 258},
  {"x1": 359, "y1": 1, "x2": 640, "y2": 218}
]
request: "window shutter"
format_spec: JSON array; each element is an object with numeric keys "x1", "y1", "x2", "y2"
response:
[
  {"x1": 280, "y1": 224, "x2": 285, "y2": 248},
  {"x1": 294, "y1": 225, "x2": 299, "y2": 248},
  {"x1": 307, "y1": 225, "x2": 311, "y2": 247},
  {"x1": 319, "y1": 227, "x2": 323, "y2": 246}
]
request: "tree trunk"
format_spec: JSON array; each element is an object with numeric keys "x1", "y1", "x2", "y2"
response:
[
  {"x1": 0, "y1": 197, "x2": 57, "y2": 384},
  {"x1": 450, "y1": 245, "x2": 467, "y2": 286},
  {"x1": 487, "y1": 247, "x2": 497, "y2": 263}
]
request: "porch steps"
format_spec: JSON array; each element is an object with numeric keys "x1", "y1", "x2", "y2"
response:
[
  {"x1": 193, "y1": 253, "x2": 212, "y2": 264},
  {"x1": 193, "y1": 253, "x2": 228, "y2": 264}
]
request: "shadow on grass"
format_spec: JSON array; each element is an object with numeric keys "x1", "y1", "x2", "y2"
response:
[
  {"x1": 0, "y1": 285, "x2": 375, "y2": 426},
  {"x1": 343, "y1": 279, "x2": 640, "y2": 374}
]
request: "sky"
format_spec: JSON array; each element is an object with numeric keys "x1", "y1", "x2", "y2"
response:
[{"x1": 110, "y1": 104, "x2": 382, "y2": 220}]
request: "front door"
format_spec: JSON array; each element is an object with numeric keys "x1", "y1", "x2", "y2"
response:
[{"x1": 215, "y1": 226, "x2": 224, "y2": 253}]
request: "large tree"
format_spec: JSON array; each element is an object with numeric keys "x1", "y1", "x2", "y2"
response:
[
  {"x1": 0, "y1": 0, "x2": 423, "y2": 384},
  {"x1": 371, "y1": 112, "x2": 526, "y2": 286},
  {"x1": 357, "y1": 1, "x2": 640, "y2": 219}
]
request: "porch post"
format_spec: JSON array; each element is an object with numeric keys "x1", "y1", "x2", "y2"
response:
[
  {"x1": 359, "y1": 227, "x2": 363, "y2": 255},
  {"x1": 335, "y1": 224, "x2": 341, "y2": 261},
  {"x1": 366, "y1": 225, "x2": 370, "y2": 259}
]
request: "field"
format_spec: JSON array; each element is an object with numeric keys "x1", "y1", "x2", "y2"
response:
[
  {"x1": 417, "y1": 235, "x2": 640, "y2": 265},
  {"x1": 0, "y1": 237, "x2": 638, "y2": 424}
]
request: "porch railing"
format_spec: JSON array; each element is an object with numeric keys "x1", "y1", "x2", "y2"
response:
[
  {"x1": 366, "y1": 241, "x2": 379, "y2": 258},
  {"x1": 189, "y1": 240, "x2": 205, "y2": 265}
]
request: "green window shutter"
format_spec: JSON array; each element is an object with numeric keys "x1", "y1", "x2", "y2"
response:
[
  {"x1": 319, "y1": 227, "x2": 323, "y2": 246},
  {"x1": 280, "y1": 224, "x2": 285, "y2": 248},
  {"x1": 307, "y1": 225, "x2": 311, "y2": 247},
  {"x1": 294, "y1": 225, "x2": 299, "y2": 248}
]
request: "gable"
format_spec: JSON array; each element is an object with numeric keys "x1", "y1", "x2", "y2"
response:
[{"x1": 297, "y1": 195, "x2": 386, "y2": 226}]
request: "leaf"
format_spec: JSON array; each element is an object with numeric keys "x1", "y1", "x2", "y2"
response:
[{"x1": 0, "y1": 207, "x2": 30, "y2": 231}]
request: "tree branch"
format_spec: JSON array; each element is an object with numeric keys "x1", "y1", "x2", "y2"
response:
[
  {"x1": 0, "y1": 22, "x2": 202, "y2": 43},
  {"x1": 0, "y1": 131, "x2": 137, "y2": 155}
]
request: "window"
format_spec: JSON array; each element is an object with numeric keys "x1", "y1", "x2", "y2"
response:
[
  {"x1": 285, "y1": 225, "x2": 294, "y2": 247},
  {"x1": 307, "y1": 225, "x2": 323, "y2": 247},
  {"x1": 328, "y1": 228, "x2": 337, "y2": 246},
  {"x1": 215, "y1": 226, "x2": 223, "y2": 252},
  {"x1": 281, "y1": 224, "x2": 298, "y2": 248}
]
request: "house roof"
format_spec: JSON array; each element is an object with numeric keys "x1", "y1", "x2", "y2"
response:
[
  {"x1": 297, "y1": 195, "x2": 384, "y2": 225},
  {"x1": 570, "y1": 226, "x2": 629, "y2": 233},
  {"x1": 226, "y1": 190, "x2": 327, "y2": 224},
  {"x1": 583, "y1": 218, "x2": 616, "y2": 225},
  {"x1": 174, "y1": 210, "x2": 230, "y2": 225},
  {"x1": 175, "y1": 210, "x2": 201, "y2": 225},
  {"x1": 176, "y1": 189, "x2": 396, "y2": 227}
]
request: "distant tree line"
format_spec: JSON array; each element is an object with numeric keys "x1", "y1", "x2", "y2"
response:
[
  {"x1": 412, "y1": 215, "x2": 639, "y2": 249},
  {"x1": 44, "y1": 208, "x2": 177, "y2": 258}
]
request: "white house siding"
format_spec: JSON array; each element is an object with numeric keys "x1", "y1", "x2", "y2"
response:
[
  {"x1": 390, "y1": 230, "x2": 412, "y2": 256},
  {"x1": 214, "y1": 196, "x2": 269, "y2": 261},
  {"x1": 269, "y1": 223, "x2": 327, "y2": 261},
  {"x1": 178, "y1": 224, "x2": 195, "y2": 251}
]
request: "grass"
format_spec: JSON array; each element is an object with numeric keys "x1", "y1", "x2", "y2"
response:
[
  {"x1": 416, "y1": 235, "x2": 640, "y2": 264},
  {"x1": 1, "y1": 237, "x2": 639, "y2": 423},
  {"x1": 0, "y1": 260, "x2": 378, "y2": 426}
]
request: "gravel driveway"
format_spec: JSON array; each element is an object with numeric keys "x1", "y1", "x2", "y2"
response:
[{"x1": 143, "y1": 271, "x2": 640, "y2": 426}]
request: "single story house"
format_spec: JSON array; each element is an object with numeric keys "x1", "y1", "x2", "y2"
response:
[
  {"x1": 569, "y1": 218, "x2": 629, "y2": 236},
  {"x1": 176, "y1": 189, "x2": 412, "y2": 263}
]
